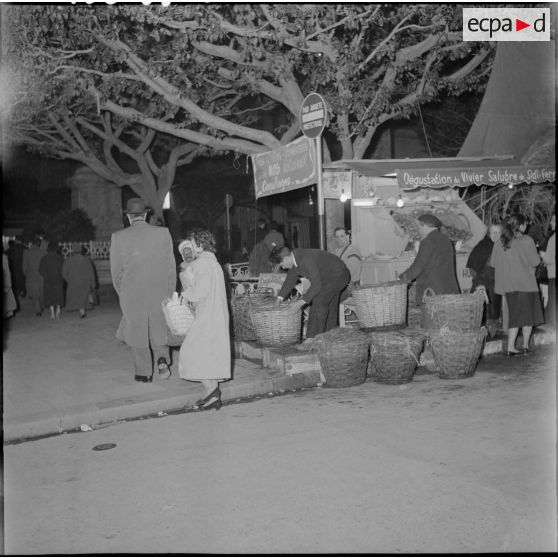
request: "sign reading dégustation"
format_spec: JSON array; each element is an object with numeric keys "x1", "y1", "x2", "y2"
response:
[
  {"x1": 397, "y1": 165, "x2": 556, "y2": 189},
  {"x1": 251, "y1": 136, "x2": 317, "y2": 199},
  {"x1": 300, "y1": 93, "x2": 327, "y2": 139}
]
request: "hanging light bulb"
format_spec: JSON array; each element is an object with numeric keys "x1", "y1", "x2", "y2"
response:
[
  {"x1": 396, "y1": 194, "x2": 405, "y2": 208},
  {"x1": 308, "y1": 191, "x2": 314, "y2": 205},
  {"x1": 339, "y1": 189, "x2": 348, "y2": 203},
  {"x1": 508, "y1": 183, "x2": 514, "y2": 189}
]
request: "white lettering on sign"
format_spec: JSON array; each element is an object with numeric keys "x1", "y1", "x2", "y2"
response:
[{"x1": 301, "y1": 109, "x2": 325, "y2": 123}]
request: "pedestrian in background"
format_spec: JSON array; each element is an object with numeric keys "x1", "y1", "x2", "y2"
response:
[
  {"x1": 248, "y1": 218, "x2": 271, "y2": 276},
  {"x1": 329, "y1": 227, "x2": 362, "y2": 299},
  {"x1": 22, "y1": 236, "x2": 46, "y2": 316},
  {"x1": 466, "y1": 223, "x2": 502, "y2": 337},
  {"x1": 398, "y1": 214, "x2": 460, "y2": 305},
  {"x1": 62, "y1": 242, "x2": 96, "y2": 319},
  {"x1": 110, "y1": 198, "x2": 176, "y2": 383},
  {"x1": 7, "y1": 239, "x2": 26, "y2": 298},
  {"x1": 39, "y1": 242, "x2": 65, "y2": 320},
  {"x1": 178, "y1": 230, "x2": 230, "y2": 411},
  {"x1": 270, "y1": 246, "x2": 350, "y2": 345},
  {"x1": 490, "y1": 214, "x2": 543, "y2": 356},
  {"x1": 540, "y1": 213, "x2": 555, "y2": 328},
  {"x1": 3, "y1": 249, "x2": 17, "y2": 318}
]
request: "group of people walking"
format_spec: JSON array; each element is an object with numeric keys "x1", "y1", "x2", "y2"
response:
[{"x1": 4, "y1": 236, "x2": 96, "y2": 320}]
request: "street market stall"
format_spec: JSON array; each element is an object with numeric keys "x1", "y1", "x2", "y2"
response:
[{"x1": 325, "y1": 156, "x2": 556, "y2": 292}]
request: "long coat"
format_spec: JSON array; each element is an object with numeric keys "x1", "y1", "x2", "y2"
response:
[
  {"x1": 178, "y1": 251, "x2": 231, "y2": 381},
  {"x1": 62, "y1": 253, "x2": 96, "y2": 310},
  {"x1": 110, "y1": 221, "x2": 176, "y2": 348},
  {"x1": 399, "y1": 228, "x2": 460, "y2": 305},
  {"x1": 22, "y1": 245, "x2": 46, "y2": 303},
  {"x1": 39, "y1": 252, "x2": 65, "y2": 307}
]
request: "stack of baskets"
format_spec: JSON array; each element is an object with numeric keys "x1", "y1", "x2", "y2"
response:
[
  {"x1": 423, "y1": 287, "x2": 488, "y2": 379},
  {"x1": 311, "y1": 328, "x2": 369, "y2": 388},
  {"x1": 230, "y1": 289, "x2": 274, "y2": 341},
  {"x1": 249, "y1": 300, "x2": 303, "y2": 347},
  {"x1": 367, "y1": 329, "x2": 426, "y2": 384},
  {"x1": 352, "y1": 281, "x2": 408, "y2": 329}
]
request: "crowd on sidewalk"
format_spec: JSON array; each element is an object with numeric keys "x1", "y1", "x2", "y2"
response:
[{"x1": 4, "y1": 204, "x2": 555, "y2": 407}]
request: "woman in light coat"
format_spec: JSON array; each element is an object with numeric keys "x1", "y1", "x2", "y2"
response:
[
  {"x1": 490, "y1": 214, "x2": 543, "y2": 356},
  {"x1": 178, "y1": 230, "x2": 231, "y2": 411}
]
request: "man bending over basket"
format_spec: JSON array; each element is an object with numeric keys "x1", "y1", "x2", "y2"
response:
[{"x1": 270, "y1": 246, "x2": 350, "y2": 348}]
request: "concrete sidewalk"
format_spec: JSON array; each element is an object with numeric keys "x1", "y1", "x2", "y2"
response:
[
  {"x1": 3, "y1": 290, "x2": 555, "y2": 443},
  {"x1": 2, "y1": 292, "x2": 320, "y2": 443}
]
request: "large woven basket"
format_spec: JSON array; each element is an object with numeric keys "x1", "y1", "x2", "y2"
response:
[
  {"x1": 352, "y1": 281, "x2": 408, "y2": 328},
  {"x1": 250, "y1": 301, "x2": 302, "y2": 347},
  {"x1": 423, "y1": 287, "x2": 488, "y2": 331},
  {"x1": 312, "y1": 328, "x2": 369, "y2": 388},
  {"x1": 428, "y1": 326, "x2": 487, "y2": 379},
  {"x1": 368, "y1": 329, "x2": 426, "y2": 384},
  {"x1": 230, "y1": 290, "x2": 274, "y2": 341}
]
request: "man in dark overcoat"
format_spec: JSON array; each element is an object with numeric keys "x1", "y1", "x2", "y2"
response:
[
  {"x1": 271, "y1": 246, "x2": 350, "y2": 341},
  {"x1": 398, "y1": 214, "x2": 460, "y2": 305},
  {"x1": 110, "y1": 198, "x2": 176, "y2": 383}
]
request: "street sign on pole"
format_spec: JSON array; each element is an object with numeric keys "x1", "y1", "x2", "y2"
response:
[
  {"x1": 300, "y1": 93, "x2": 327, "y2": 139},
  {"x1": 301, "y1": 92, "x2": 327, "y2": 249}
]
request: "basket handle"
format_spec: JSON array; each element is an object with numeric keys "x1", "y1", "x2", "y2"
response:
[
  {"x1": 422, "y1": 287, "x2": 436, "y2": 303},
  {"x1": 473, "y1": 284, "x2": 490, "y2": 304}
]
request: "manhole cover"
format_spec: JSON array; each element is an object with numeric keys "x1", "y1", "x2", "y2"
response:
[{"x1": 92, "y1": 443, "x2": 117, "y2": 451}]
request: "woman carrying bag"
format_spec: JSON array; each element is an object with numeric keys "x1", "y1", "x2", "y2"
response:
[{"x1": 177, "y1": 230, "x2": 231, "y2": 411}]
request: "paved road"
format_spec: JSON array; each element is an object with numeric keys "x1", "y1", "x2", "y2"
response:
[{"x1": 4, "y1": 346, "x2": 556, "y2": 555}]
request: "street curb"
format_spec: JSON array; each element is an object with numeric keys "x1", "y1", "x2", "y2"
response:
[
  {"x1": 4, "y1": 329, "x2": 553, "y2": 443},
  {"x1": 3, "y1": 370, "x2": 322, "y2": 443}
]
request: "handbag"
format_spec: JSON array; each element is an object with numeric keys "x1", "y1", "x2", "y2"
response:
[{"x1": 162, "y1": 292, "x2": 195, "y2": 336}]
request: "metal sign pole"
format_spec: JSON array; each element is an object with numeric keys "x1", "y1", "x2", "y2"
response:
[{"x1": 316, "y1": 136, "x2": 325, "y2": 250}]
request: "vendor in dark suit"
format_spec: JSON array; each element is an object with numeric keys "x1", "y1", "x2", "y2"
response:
[
  {"x1": 398, "y1": 214, "x2": 460, "y2": 305},
  {"x1": 270, "y1": 246, "x2": 350, "y2": 341}
]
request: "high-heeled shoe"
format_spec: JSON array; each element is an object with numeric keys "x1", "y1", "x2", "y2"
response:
[
  {"x1": 200, "y1": 397, "x2": 222, "y2": 411},
  {"x1": 195, "y1": 387, "x2": 221, "y2": 407}
]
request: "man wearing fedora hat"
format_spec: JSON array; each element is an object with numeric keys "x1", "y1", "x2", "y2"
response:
[
  {"x1": 110, "y1": 198, "x2": 176, "y2": 382},
  {"x1": 398, "y1": 213, "x2": 460, "y2": 305}
]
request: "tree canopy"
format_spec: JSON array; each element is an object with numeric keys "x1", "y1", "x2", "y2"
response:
[{"x1": 3, "y1": 3, "x2": 493, "y2": 212}]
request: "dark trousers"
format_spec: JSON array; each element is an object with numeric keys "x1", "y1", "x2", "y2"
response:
[
  {"x1": 131, "y1": 345, "x2": 169, "y2": 377},
  {"x1": 486, "y1": 287, "x2": 501, "y2": 321},
  {"x1": 306, "y1": 270, "x2": 350, "y2": 338}
]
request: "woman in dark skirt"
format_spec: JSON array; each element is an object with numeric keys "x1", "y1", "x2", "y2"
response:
[
  {"x1": 490, "y1": 214, "x2": 543, "y2": 356},
  {"x1": 39, "y1": 243, "x2": 65, "y2": 320}
]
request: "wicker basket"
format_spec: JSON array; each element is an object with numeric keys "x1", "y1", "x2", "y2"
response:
[
  {"x1": 367, "y1": 329, "x2": 426, "y2": 384},
  {"x1": 230, "y1": 289, "x2": 274, "y2": 341},
  {"x1": 352, "y1": 281, "x2": 408, "y2": 328},
  {"x1": 423, "y1": 287, "x2": 488, "y2": 331},
  {"x1": 162, "y1": 293, "x2": 195, "y2": 336},
  {"x1": 429, "y1": 326, "x2": 487, "y2": 379},
  {"x1": 250, "y1": 300, "x2": 302, "y2": 347},
  {"x1": 312, "y1": 328, "x2": 369, "y2": 388}
]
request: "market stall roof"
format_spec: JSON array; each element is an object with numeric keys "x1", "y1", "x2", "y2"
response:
[{"x1": 327, "y1": 155, "x2": 555, "y2": 189}]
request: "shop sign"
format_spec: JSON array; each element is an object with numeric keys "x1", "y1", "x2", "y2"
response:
[
  {"x1": 323, "y1": 170, "x2": 352, "y2": 199},
  {"x1": 397, "y1": 165, "x2": 556, "y2": 189},
  {"x1": 252, "y1": 136, "x2": 317, "y2": 199}
]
